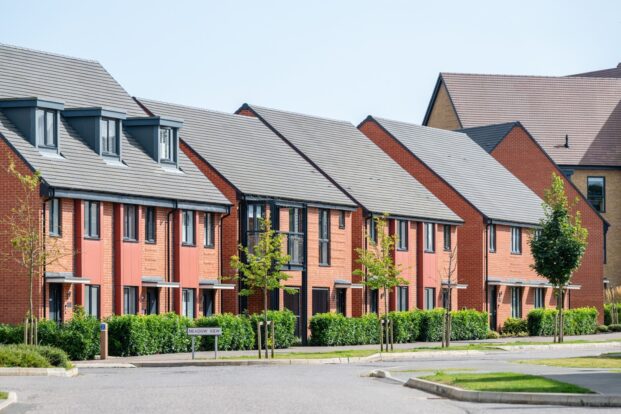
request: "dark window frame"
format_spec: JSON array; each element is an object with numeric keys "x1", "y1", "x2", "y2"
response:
[
  {"x1": 246, "y1": 203, "x2": 266, "y2": 253},
  {"x1": 123, "y1": 204, "x2": 138, "y2": 242},
  {"x1": 100, "y1": 118, "x2": 119, "y2": 156},
  {"x1": 368, "y1": 218, "x2": 378, "y2": 244},
  {"x1": 123, "y1": 286, "x2": 138, "y2": 315},
  {"x1": 489, "y1": 224, "x2": 496, "y2": 253},
  {"x1": 534, "y1": 287, "x2": 545, "y2": 309},
  {"x1": 36, "y1": 108, "x2": 58, "y2": 149},
  {"x1": 286, "y1": 207, "x2": 304, "y2": 266},
  {"x1": 587, "y1": 176, "x2": 606, "y2": 213},
  {"x1": 424, "y1": 287, "x2": 435, "y2": 310},
  {"x1": 511, "y1": 287, "x2": 523, "y2": 318},
  {"x1": 312, "y1": 287, "x2": 330, "y2": 315},
  {"x1": 145, "y1": 206, "x2": 156, "y2": 244},
  {"x1": 204, "y1": 212, "x2": 215, "y2": 248},
  {"x1": 159, "y1": 127, "x2": 175, "y2": 164},
  {"x1": 443, "y1": 225, "x2": 451, "y2": 251},
  {"x1": 397, "y1": 286, "x2": 409, "y2": 311},
  {"x1": 84, "y1": 201, "x2": 100, "y2": 239},
  {"x1": 182, "y1": 288, "x2": 195, "y2": 319},
  {"x1": 511, "y1": 226, "x2": 522, "y2": 255},
  {"x1": 338, "y1": 211, "x2": 346, "y2": 229},
  {"x1": 369, "y1": 289, "x2": 379, "y2": 314},
  {"x1": 48, "y1": 198, "x2": 61, "y2": 237},
  {"x1": 424, "y1": 222, "x2": 435, "y2": 253},
  {"x1": 181, "y1": 210, "x2": 196, "y2": 246},
  {"x1": 84, "y1": 284, "x2": 100, "y2": 319},
  {"x1": 336, "y1": 288, "x2": 346, "y2": 315},
  {"x1": 318, "y1": 209, "x2": 330, "y2": 266},
  {"x1": 396, "y1": 220, "x2": 408, "y2": 251}
]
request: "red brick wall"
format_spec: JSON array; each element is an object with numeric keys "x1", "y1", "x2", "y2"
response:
[{"x1": 490, "y1": 126, "x2": 605, "y2": 321}]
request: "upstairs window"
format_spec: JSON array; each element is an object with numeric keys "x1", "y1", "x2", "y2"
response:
[
  {"x1": 36, "y1": 109, "x2": 57, "y2": 148},
  {"x1": 511, "y1": 227, "x2": 522, "y2": 254},
  {"x1": 123, "y1": 204, "x2": 138, "y2": 241},
  {"x1": 488, "y1": 224, "x2": 496, "y2": 253},
  {"x1": 48, "y1": 198, "x2": 61, "y2": 237},
  {"x1": 159, "y1": 127, "x2": 175, "y2": 163},
  {"x1": 100, "y1": 118, "x2": 119, "y2": 156},
  {"x1": 424, "y1": 222, "x2": 435, "y2": 253},
  {"x1": 318, "y1": 209, "x2": 330, "y2": 266},
  {"x1": 368, "y1": 218, "x2": 378, "y2": 244},
  {"x1": 145, "y1": 207, "x2": 156, "y2": 243},
  {"x1": 443, "y1": 225, "x2": 452, "y2": 251},
  {"x1": 338, "y1": 211, "x2": 346, "y2": 229},
  {"x1": 84, "y1": 201, "x2": 100, "y2": 239},
  {"x1": 396, "y1": 220, "x2": 408, "y2": 250},
  {"x1": 587, "y1": 176, "x2": 605, "y2": 212},
  {"x1": 287, "y1": 207, "x2": 304, "y2": 265},
  {"x1": 246, "y1": 204, "x2": 265, "y2": 253},
  {"x1": 182, "y1": 210, "x2": 195, "y2": 245},
  {"x1": 204, "y1": 212, "x2": 215, "y2": 248}
]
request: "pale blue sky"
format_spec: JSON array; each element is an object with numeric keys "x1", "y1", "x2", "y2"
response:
[{"x1": 1, "y1": 1, "x2": 619, "y2": 124}]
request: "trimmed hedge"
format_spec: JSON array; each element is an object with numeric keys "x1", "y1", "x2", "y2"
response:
[
  {"x1": 195, "y1": 313, "x2": 254, "y2": 351},
  {"x1": 309, "y1": 313, "x2": 379, "y2": 346},
  {"x1": 527, "y1": 307, "x2": 598, "y2": 336},
  {"x1": 0, "y1": 344, "x2": 70, "y2": 368},
  {"x1": 450, "y1": 309, "x2": 489, "y2": 340},
  {"x1": 604, "y1": 304, "x2": 621, "y2": 326},
  {"x1": 388, "y1": 311, "x2": 422, "y2": 343},
  {"x1": 501, "y1": 318, "x2": 528, "y2": 336},
  {"x1": 249, "y1": 310, "x2": 298, "y2": 349}
]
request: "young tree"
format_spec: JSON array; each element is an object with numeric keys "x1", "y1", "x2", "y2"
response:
[
  {"x1": 353, "y1": 214, "x2": 407, "y2": 351},
  {"x1": 529, "y1": 173, "x2": 588, "y2": 343},
  {"x1": 1, "y1": 158, "x2": 72, "y2": 344},
  {"x1": 230, "y1": 217, "x2": 293, "y2": 358},
  {"x1": 442, "y1": 245, "x2": 457, "y2": 348}
]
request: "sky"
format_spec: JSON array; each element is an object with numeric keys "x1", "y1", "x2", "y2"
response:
[{"x1": 1, "y1": 1, "x2": 619, "y2": 124}]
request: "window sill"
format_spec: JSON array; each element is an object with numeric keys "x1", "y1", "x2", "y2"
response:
[
  {"x1": 181, "y1": 243, "x2": 196, "y2": 247},
  {"x1": 338, "y1": 226, "x2": 345, "y2": 230},
  {"x1": 423, "y1": 250, "x2": 435, "y2": 254},
  {"x1": 319, "y1": 263, "x2": 331, "y2": 267},
  {"x1": 123, "y1": 238, "x2": 139, "y2": 243},
  {"x1": 510, "y1": 252, "x2": 522, "y2": 256},
  {"x1": 443, "y1": 248, "x2": 451, "y2": 252},
  {"x1": 145, "y1": 240, "x2": 156, "y2": 245},
  {"x1": 84, "y1": 236, "x2": 100, "y2": 241},
  {"x1": 489, "y1": 250, "x2": 496, "y2": 254},
  {"x1": 48, "y1": 233, "x2": 62, "y2": 238},
  {"x1": 396, "y1": 248, "x2": 408, "y2": 252},
  {"x1": 204, "y1": 244, "x2": 215, "y2": 249}
]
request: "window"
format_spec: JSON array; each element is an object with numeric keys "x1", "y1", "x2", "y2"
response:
[
  {"x1": 533, "y1": 228, "x2": 542, "y2": 241},
  {"x1": 145, "y1": 207, "x2": 156, "y2": 243},
  {"x1": 182, "y1": 289, "x2": 195, "y2": 318},
  {"x1": 312, "y1": 288, "x2": 329, "y2": 315},
  {"x1": 146, "y1": 287, "x2": 158, "y2": 315},
  {"x1": 424, "y1": 287, "x2": 435, "y2": 310},
  {"x1": 287, "y1": 208, "x2": 304, "y2": 265},
  {"x1": 36, "y1": 109, "x2": 57, "y2": 148},
  {"x1": 269, "y1": 289, "x2": 279, "y2": 311},
  {"x1": 284, "y1": 289, "x2": 301, "y2": 338},
  {"x1": 534, "y1": 288, "x2": 545, "y2": 309},
  {"x1": 442, "y1": 289, "x2": 449, "y2": 310},
  {"x1": 338, "y1": 211, "x2": 346, "y2": 229},
  {"x1": 424, "y1": 223, "x2": 435, "y2": 252},
  {"x1": 204, "y1": 212, "x2": 215, "y2": 248},
  {"x1": 587, "y1": 176, "x2": 605, "y2": 212},
  {"x1": 511, "y1": 227, "x2": 522, "y2": 254},
  {"x1": 443, "y1": 225, "x2": 451, "y2": 251},
  {"x1": 100, "y1": 118, "x2": 119, "y2": 155},
  {"x1": 159, "y1": 128, "x2": 175, "y2": 163},
  {"x1": 123, "y1": 286, "x2": 138, "y2": 315},
  {"x1": 84, "y1": 201, "x2": 100, "y2": 238},
  {"x1": 182, "y1": 210, "x2": 195, "y2": 245},
  {"x1": 368, "y1": 218, "x2": 378, "y2": 243},
  {"x1": 84, "y1": 285, "x2": 100, "y2": 319},
  {"x1": 511, "y1": 287, "x2": 522, "y2": 318},
  {"x1": 319, "y1": 209, "x2": 330, "y2": 265},
  {"x1": 48, "y1": 198, "x2": 61, "y2": 236},
  {"x1": 489, "y1": 224, "x2": 496, "y2": 253},
  {"x1": 397, "y1": 286, "x2": 409, "y2": 311},
  {"x1": 246, "y1": 204, "x2": 265, "y2": 253},
  {"x1": 123, "y1": 205, "x2": 138, "y2": 241},
  {"x1": 369, "y1": 289, "x2": 379, "y2": 314},
  {"x1": 396, "y1": 220, "x2": 408, "y2": 250},
  {"x1": 336, "y1": 288, "x2": 346, "y2": 315},
  {"x1": 203, "y1": 290, "x2": 214, "y2": 316}
]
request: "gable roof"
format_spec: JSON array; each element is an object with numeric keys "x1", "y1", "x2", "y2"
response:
[
  {"x1": 571, "y1": 63, "x2": 621, "y2": 79},
  {"x1": 369, "y1": 117, "x2": 545, "y2": 226},
  {"x1": 138, "y1": 99, "x2": 355, "y2": 208},
  {"x1": 430, "y1": 72, "x2": 621, "y2": 167},
  {"x1": 244, "y1": 104, "x2": 462, "y2": 224},
  {"x1": 0, "y1": 44, "x2": 229, "y2": 209}
]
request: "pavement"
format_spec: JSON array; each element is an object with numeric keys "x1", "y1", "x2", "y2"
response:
[{"x1": 1, "y1": 343, "x2": 621, "y2": 413}]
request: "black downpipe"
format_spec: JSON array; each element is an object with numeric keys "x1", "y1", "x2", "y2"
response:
[
  {"x1": 218, "y1": 208, "x2": 230, "y2": 313},
  {"x1": 41, "y1": 198, "x2": 49, "y2": 320},
  {"x1": 363, "y1": 214, "x2": 370, "y2": 313},
  {"x1": 238, "y1": 202, "x2": 248, "y2": 314},
  {"x1": 301, "y1": 207, "x2": 308, "y2": 344},
  {"x1": 485, "y1": 220, "x2": 490, "y2": 314},
  {"x1": 166, "y1": 203, "x2": 178, "y2": 313}
]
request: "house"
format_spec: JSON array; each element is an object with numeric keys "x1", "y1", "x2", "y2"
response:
[
  {"x1": 423, "y1": 71, "x2": 621, "y2": 290},
  {"x1": 460, "y1": 121, "x2": 606, "y2": 317},
  {"x1": 358, "y1": 117, "x2": 557, "y2": 330},
  {"x1": 238, "y1": 104, "x2": 463, "y2": 317},
  {"x1": 136, "y1": 99, "x2": 357, "y2": 342},
  {"x1": 0, "y1": 44, "x2": 231, "y2": 324}
]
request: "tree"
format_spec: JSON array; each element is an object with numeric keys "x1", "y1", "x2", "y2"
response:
[
  {"x1": 529, "y1": 173, "x2": 588, "y2": 343},
  {"x1": 1, "y1": 158, "x2": 72, "y2": 344},
  {"x1": 230, "y1": 217, "x2": 293, "y2": 358},
  {"x1": 442, "y1": 245, "x2": 457, "y2": 348},
  {"x1": 353, "y1": 214, "x2": 407, "y2": 351}
]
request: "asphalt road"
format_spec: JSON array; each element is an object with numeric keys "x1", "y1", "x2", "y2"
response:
[{"x1": 1, "y1": 347, "x2": 620, "y2": 414}]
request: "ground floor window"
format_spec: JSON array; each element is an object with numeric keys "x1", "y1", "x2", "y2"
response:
[
  {"x1": 336, "y1": 288, "x2": 346, "y2": 315},
  {"x1": 284, "y1": 287, "x2": 301, "y2": 338},
  {"x1": 123, "y1": 286, "x2": 138, "y2": 315},
  {"x1": 534, "y1": 287, "x2": 545, "y2": 309},
  {"x1": 312, "y1": 288, "x2": 329, "y2": 315},
  {"x1": 84, "y1": 285, "x2": 100, "y2": 319},
  {"x1": 424, "y1": 287, "x2": 435, "y2": 310},
  {"x1": 397, "y1": 286, "x2": 409, "y2": 311},
  {"x1": 269, "y1": 289, "x2": 279, "y2": 311},
  {"x1": 203, "y1": 290, "x2": 215, "y2": 316},
  {"x1": 182, "y1": 288, "x2": 195, "y2": 319},
  {"x1": 49, "y1": 284, "x2": 63, "y2": 324},
  {"x1": 511, "y1": 287, "x2": 522, "y2": 318},
  {"x1": 369, "y1": 289, "x2": 379, "y2": 314}
]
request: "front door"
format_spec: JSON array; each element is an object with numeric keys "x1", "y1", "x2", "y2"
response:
[
  {"x1": 49, "y1": 284, "x2": 63, "y2": 324},
  {"x1": 488, "y1": 285, "x2": 498, "y2": 331},
  {"x1": 146, "y1": 287, "x2": 159, "y2": 315},
  {"x1": 284, "y1": 288, "x2": 301, "y2": 338},
  {"x1": 203, "y1": 290, "x2": 215, "y2": 316}
]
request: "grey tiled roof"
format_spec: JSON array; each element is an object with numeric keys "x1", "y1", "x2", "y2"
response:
[
  {"x1": 138, "y1": 99, "x2": 356, "y2": 208},
  {"x1": 370, "y1": 117, "x2": 544, "y2": 226},
  {"x1": 0, "y1": 44, "x2": 229, "y2": 207},
  {"x1": 246, "y1": 104, "x2": 462, "y2": 223},
  {"x1": 458, "y1": 122, "x2": 518, "y2": 153},
  {"x1": 571, "y1": 63, "x2": 621, "y2": 78},
  {"x1": 436, "y1": 72, "x2": 621, "y2": 167}
]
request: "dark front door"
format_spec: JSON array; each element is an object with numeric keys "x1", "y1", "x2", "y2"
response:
[
  {"x1": 203, "y1": 290, "x2": 215, "y2": 316},
  {"x1": 488, "y1": 285, "x2": 498, "y2": 331},
  {"x1": 146, "y1": 287, "x2": 159, "y2": 315},
  {"x1": 49, "y1": 284, "x2": 62, "y2": 324},
  {"x1": 284, "y1": 288, "x2": 301, "y2": 338}
]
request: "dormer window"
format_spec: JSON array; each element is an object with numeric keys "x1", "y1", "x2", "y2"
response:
[
  {"x1": 100, "y1": 118, "x2": 119, "y2": 156},
  {"x1": 159, "y1": 128, "x2": 174, "y2": 163},
  {"x1": 36, "y1": 109, "x2": 57, "y2": 148}
]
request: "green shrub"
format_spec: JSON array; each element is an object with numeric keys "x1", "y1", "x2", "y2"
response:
[
  {"x1": 609, "y1": 324, "x2": 621, "y2": 332},
  {"x1": 57, "y1": 313, "x2": 100, "y2": 360},
  {"x1": 419, "y1": 309, "x2": 445, "y2": 342},
  {"x1": 195, "y1": 313, "x2": 254, "y2": 351},
  {"x1": 604, "y1": 304, "x2": 621, "y2": 326},
  {"x1": 387, "y1": 311, "x2": 422, "y2": 343},
  {"x1": 597, "y1": 325, "x2": 609, "y2": 333},
  {"x1": 527, "y1": 307, "x2": 598, "y2": 336},
  {"x1": 310, "y1": 313, "x2": 380, "y2": 346},
  {"x1": 248, "y1": 310, "x2": 297, "y2": 349},
  {"x1": 0, "y1": 345, "x2": 50, "y2": 368},
  {"x1": 0, "y1": 324, "x2": 23, "y2": 344},
  {"x1": 502, "y1": 318, "x2": 528, "y2": 336},
  {"x1": 487, "y1": 330, "x2": 500, "y2": 339},
  {"x1": 450, "y1": 309, "x2": 488, "y2": 340}
]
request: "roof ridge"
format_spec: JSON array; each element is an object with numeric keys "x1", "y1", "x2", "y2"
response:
[
  {"x1": 139, "y1": 97, "x2": 254, "y2": 120},
  {"x1": 441, "y1": 71, "x2": 621, "y2": 83},
  {"x1": 458, "y1": 121, "x2": 520, "y2": 131},
  {"x1": 0, "y1": 42, "x2": 99, "y2": 64},
  {"x1": 249, "y1": 103, "x2": 353, "y2": 125},
  {"x1": 372, "y1": 115, "x2": 468, "y2": 137}
]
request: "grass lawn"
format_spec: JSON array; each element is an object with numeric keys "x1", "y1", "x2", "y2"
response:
[
  {"x1": 421, "y1": 372, "x2": 592, "y2": 394},
  {"x1": 412, "y1": 344, "x2": 500, "y2": 352},
  {"x1": 0, "y1": 392, "x2": 7, "y2": 399},
  {"x1": 518, "y1": 353, "x2": 621, "y2": 369},
  {"x1": 221, "y1": 349, "x2": 379, "y2": 360}
]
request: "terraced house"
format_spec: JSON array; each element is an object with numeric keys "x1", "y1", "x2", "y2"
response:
[
  {"x1": 358, "y1": 118, "x2": 552, "y2": 330},
  {"x1": 423, "y1": 71, "x2": 621, "y2": 291},
  {"x1": 238, "y1": 104, "x2": 463, "y2": 316},
  {"x1": 137, "y1": 99, "x2": 357, "y2": 342},
  {"x1": 0, "y1": 45, "x2": 231, "y2": 324}
]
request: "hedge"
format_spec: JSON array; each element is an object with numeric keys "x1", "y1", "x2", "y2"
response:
[
  {"x1": 388, "y1": 311, "x2": 422, "y2": 343},
  {"x1": 527, "y1": 307, "x2": 598, "y2": 336},
  {"x1": 501, "y1": 318, "x2": 528, "y2": 336},
  {"x1": 195, "y1": 313, "x2": 254, "y2": 351},
  {"x1": 604, "y1": 304, "x2": 621, "y2": 326},
  {"x1": 309, "y1": 313, "x2": 379, "y2": 346},
  {"x1": 248, "y1": 310, "x2": 298, "y2": 349}
]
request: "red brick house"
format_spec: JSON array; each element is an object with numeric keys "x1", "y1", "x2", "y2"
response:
[
  {"x1": 136, "y1": 99, "x2": 357, "y2": 342},
  {"x1": 358, "y1": 117, "x2": 560, "y2": 330},
  {"x1": 0, "y1": 45, "x2": 230, "y2": 324},
  {"x1": 460, "y1": 122, "x2": 606, "y2": 319},
  {"x1": 238, "y1": 104, "x2": 463, "y2": 317}
]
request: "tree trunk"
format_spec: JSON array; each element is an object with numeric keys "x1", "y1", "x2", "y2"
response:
[
  {"x1": 384, "y1": 287, "x2": 389, "y2": 352},
  {"x1": 263, "y1": 288, "x2": 269, "y2": 359},
  {"x1": 559, "y1": 288, "x2": 564, "y2": 343},
  {"x1": 28, "y1": 263, "x2": 34, "y2": 345}
]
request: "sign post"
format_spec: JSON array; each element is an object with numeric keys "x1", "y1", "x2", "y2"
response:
[
  {"x1": 187, "y1": 327, "x2": 222, "y2": 360},
  {"x1": 100, "y1": 322, "x2": 108, "y2": 360}
]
